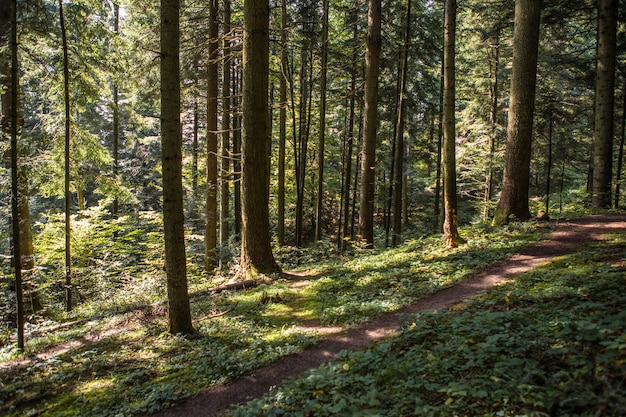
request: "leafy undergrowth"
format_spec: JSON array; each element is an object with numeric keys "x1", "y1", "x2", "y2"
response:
[
  {"x1": 0, "y1": 220, "x2": 551, "y2": 416},
  {"x1": 230, "y1": 234, "x2": 626, "y2": 417}
]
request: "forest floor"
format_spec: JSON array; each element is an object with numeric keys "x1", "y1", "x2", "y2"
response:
[{"x1": 149, "y1": 213, "x2": 626, "y2": 417}]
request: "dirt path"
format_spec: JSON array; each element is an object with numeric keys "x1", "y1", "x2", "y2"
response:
[{"x1": 147, "y1": 214, "x2": 626, "y2": 417}]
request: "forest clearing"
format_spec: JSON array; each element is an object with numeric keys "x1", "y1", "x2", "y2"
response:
[{"x1": 1, "y1": 0, "x2": 625, "y2": 416}]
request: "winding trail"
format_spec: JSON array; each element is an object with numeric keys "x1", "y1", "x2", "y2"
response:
[{"x1": 149, "y1": 214, "x2": 626, "y2": 417}]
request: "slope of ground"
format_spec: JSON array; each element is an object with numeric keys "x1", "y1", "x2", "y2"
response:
[{"x1": 152, "y1": 213, "x2": 626, "y2": 417}]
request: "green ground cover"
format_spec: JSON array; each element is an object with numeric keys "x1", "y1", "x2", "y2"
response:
[
  {"x1": 0, "y1": 218, "x2": 574, "y2": 417},
  {"x1": 230, "y1": 233, "x2": 626, "y2": 417}
]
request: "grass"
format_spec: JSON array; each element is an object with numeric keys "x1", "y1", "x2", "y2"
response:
[
  {"x1": 0, "y1": 212, "x2": 590, "y2": 417},
  {"x1": 229, "y1": 233, "x2": 626, "y2": 417}
]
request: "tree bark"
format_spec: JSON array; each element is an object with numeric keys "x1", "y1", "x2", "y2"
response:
[
  {"x1": 591, "y1": 0, "x2": 618, "y2": 209},
  {"x1": 314, "y1": 0, "x2": 329, "y2": 241},
  {"x1": 240, "y1": 0, "x2": 279, "y2": 278},
  {"x1": 493, "y1": 0, "x2": 541, "y2": 225},
  {"x1": 220, "y1": 0, "x2": 232, "y2": 252},
  {"x1": 442, "y1": 0, "x2": 463, "y2": 248},
  {"x1": 160, "y1": 0, "x2": 193, "y2": 334},
  {"x1": 277, "y1": 0, "x2": 287, "y2": 245},
  {"x1": 615, "y1": 81, "x2": 625, "y2": 209},
  {"x1": 358, "y1": 0, "x2": 382, "y2": 247},
  {"x1": 483, "y1": 34, "x2": 499, "y2": 221},
  {"x1": 59, "y1": 0, "x2": 72, "y2": 311},
  {"x1": 205, "y1": 0, "x2": 219, "y2": 271},
  {"x1": 341, "y1": 11, "x2": 359, "y2": 252},
  {"x1": 233, "y1": 67, "x2": 242, "y2": 238},
  {"x1": 391, "y1": 0, "x2": 411, "y2": 248},
  {"x1": 112, "y1": 2, "x2": 120, "y2": 229},
  {"x1": 3, "y1": 0, "x2": 24, "y2": 349}
]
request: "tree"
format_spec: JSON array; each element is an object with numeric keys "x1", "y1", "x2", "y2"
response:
[
  {"x1": 339, "y1": 1, "x2": 360, "y2": 252},
  {"x1": 277, "y1": 0, "x2": 287, "y2": 245},
  {"x1": 59, "y1": 0, "x2": 73, "y2": 311},
  {"x1": 2, "y1": 0, "x2": 25, "y2": 349},
  {"x1": 442, "y1": 0, "x2": 463, "y2": 247},
  {"x1": 239, "y1": 0, "x2": 279, "y2": 279},
  {"x1": 493, "y1": 0, "x2": 541, "y2": 225},
  {"x1": 314, "y1": 0, "x2": 329, "y2": 241},
  {"x1": 220, "y1": 0, "x2": 232, "y2": 252},
  {"x1": 591, "y1": 0, "x2": 618, "y2": 209},
  {"x1": 358, "y1": 0, "x2": 382, "y2": 247},
  {"x1": 391, "y1": 0, "x2": 411, "y2": 248},
  {"x1": 616, "y1": 81, "x2": 625, "y2": 209},
  {"x1": 161, "y1": 0, "x2": 193, "y2": 334},
  {"x1": 205, "y1": 0, "x2": 219, "y2": 271},
  {"x1": 112, "y1": 2, "x2": 120, "y2": 232}
]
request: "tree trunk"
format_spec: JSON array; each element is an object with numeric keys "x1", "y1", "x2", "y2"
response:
[
  {"x1": 591, "y1": 0, "x2": 618, "y2": 209},
  {"x1": 291, "y1": 46, "x2": 314, "y2": 247},
  {"x1": 192, "y1": 98, "x2": 199, "y2": 202},
  {"x1": 205, "y1": 0, "x2": 219, "y2": 271},
  {"x1": 545, "y1": 106, "x2": 553, "y2": 214},
  {"x1": 358, "y1": 0, "x2": 382, "y2": 247},
  {"x1": 112, "y1": 2, "x2": 120, "y2": 230},
  {"x1": 160, "y1": 0, "x2": 193, "y2": 334},
  {"x1": 220, "y1": 0, "x2": 232, "y2": 253},
  {"x1": 233, "y1": 66, "x2": 242, "y2": 238},
  {"x1": 615, "y1": 82, "x2": 625, "y2": 209},
  {"x1": 442, "y1": 0, "x2": 463, "y2": 248},
  {"x1": 483, "y1": 34, "x2": 499, "y2": 221},
  {"x1": 341, "y1": 16, "x2": 358, "y2": 252},
  {"x1": 3, "y1": 0, "x2": 24, "y2": 349},
  {"x1": 434, "y1": 49, "x2": 444, "y2": 227},
  {"x1": 240, "y1": 0, "x2": 279, "y2": 279},
  {"x1": 59, "y1": 0, "x2": 72, "y2": 312},
  {"x1": 277, "y1": 0, "x2": 287, "y2": 245},
  {"x1": 493, "y1": 0, "x2": 541, "y2": 225},
  {"x1": 314, "y1": 0, "x2": 329, "y2": 241},
  {"x1": 391, "y1": 0, "x2": 411, "y2": 248}
]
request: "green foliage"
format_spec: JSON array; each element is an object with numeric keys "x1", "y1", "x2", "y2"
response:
[
  {"x1": 0, "y1": 217, "x2": 552, "y2": 416},
  {"x1": 31, "y1": 206, "x2": 167, "y2": 318},
  {"x1": 230, "y1": 234, "x2": 626, "y2": 417}
]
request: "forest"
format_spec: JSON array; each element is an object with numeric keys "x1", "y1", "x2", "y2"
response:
[{"x1": 1, "y1": 0, "x2": 625, "y2": 416}]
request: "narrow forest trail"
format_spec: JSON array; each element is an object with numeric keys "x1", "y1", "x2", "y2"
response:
[{"x1": 148, "y1": 213, "x2": 626, "y2": 417}]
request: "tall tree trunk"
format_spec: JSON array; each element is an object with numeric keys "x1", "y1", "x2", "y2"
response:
[
  {"x1": 205, "y1": 0, "x2": 219, "y2": 271},
  {"x1": 434, "y1": 49, "x2": 444, "y2": 227},
  {"x1": 591, "y1": 0, "x2": 618, "y2": 209},
  {"x1": 545, "y1": 105, "x2": 554, "y2": 215},
  {"x1": 192, "y1": 98, "x2": 199, "y2": 202},
  {"x1": 545, "y1": 106, "x2": 553, "y2": 214},
  {"x1": 240, "y1": 0, "x2": 279, "y2": 278},
  {"x1": 112, "y1": 2, "x2": 120, "y2": 231},
  {"x1": 314, "y1": 0, "x2": 329, "y2": 241},
  {"x1": 4, "y1": 0, "x2": 24, "y2": 349},
  {"x1": 220, "y1": 0, "x2": 232, "y2": 252},
  {"x1": 358, "y1": 0, "x2": 382, "y2": 247},
  {"x1": 493, "y1": 0, "x2": 541, "y2": 225},
  {"x1": 615, "y1": 82, "x2": 625, "y2": 209},
  {"x1": 442, "y1": 0, "x2": 463, "y2": 248},
  {"x1": 277, "y1": 0, "x2": 287, "y2": 245},
  {"x1": 233, "y1": 66, "x2": 242, "y2": 238},
  {"x1": 160, "y1": 0, "x2": 193, "y2": 334},
  {"x1": 292, "y1": 47, "x2": 313, "y2": 247},
  {"x1": 2, "y1": 2, "x2": 39, "y2": 319},
  {"x1": 391, "y1": 0, "x2": 411, "y2": 248},
  {"x1": 483, "y1": 34, "x2": 499, "y2": 221},
  {"x1": 341, "y1": 22, "x2": 358, "y2": 252},
  {"x1": 59, "y1": 0, "x2": 72, "y2": 312}
]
